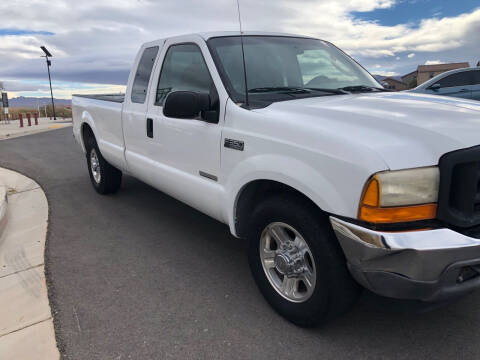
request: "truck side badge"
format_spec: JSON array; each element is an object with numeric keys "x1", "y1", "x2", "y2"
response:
[
  {"x1": 224, "y1": 138, "x2": 244, "y2": 151},
  {"x1": 199, "y1": 171, "x2": 218, "y2": 182}
]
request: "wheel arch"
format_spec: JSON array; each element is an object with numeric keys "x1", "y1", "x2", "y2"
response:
[
  {"x1": 233, "y1": 179, "x2": 327, "y2": 239},
  {"x1": 82, "y1": 122, "x2": 94, "y2": 143},
  {"x1": 77, "y1": 111, "x2": 98, "y2": 153}
]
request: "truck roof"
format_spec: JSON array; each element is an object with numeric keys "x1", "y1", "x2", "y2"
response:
[
  {"x1": 198, "y1": 31, "x2": 318, "y2": 40},
  {"x1": 141, "y1": 31, "x2": 319, "y2": 48}
]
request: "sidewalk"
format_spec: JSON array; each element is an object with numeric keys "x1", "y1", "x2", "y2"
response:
[
  {"x1": 0, "y1": 117, "x2": 72, "y2": 140},
  {"x1": 0, "y1": 168, "x2": 59, "y2": 359}
]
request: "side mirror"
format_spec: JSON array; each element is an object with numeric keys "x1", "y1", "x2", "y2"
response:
[
  {"x1": 429, "y1": 83, "x2": 441, "y2": 91},
  {"x1": 163, "y1": 91, "x2": 211, "y2": 120}
]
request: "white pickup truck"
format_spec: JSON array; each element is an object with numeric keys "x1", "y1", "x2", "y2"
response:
[{"x1": 73, "y1": 32, "x2": 480, "y2": 327}]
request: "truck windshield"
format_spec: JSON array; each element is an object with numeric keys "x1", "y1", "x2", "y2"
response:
[{"x1": 207, "y1": 36, "x2": 381, "y2": 107}]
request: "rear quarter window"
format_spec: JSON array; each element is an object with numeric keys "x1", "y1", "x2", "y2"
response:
[{"x1": 131, "y1": 46, "x2": 159, "y2": 104}]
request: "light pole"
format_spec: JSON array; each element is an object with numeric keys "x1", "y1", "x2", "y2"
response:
[
  {"x1": 0, "y1": 82, "x2": 3, "y2": 123},
  {"x1": 40, "y1": 46, "x2": 56, "y2": 120}
]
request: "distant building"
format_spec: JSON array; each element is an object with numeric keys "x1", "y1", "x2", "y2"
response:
[
  {"x1": 401, "y1": 71, "x2": 418, "y2": 88},
  {"x1": 382, "y1": 77, "x2": 408, "y2": 91},
  {"x1": 373, "y1": 75, "x2": 408, "y2": 91},
  {"x1": 416, "y1": 62, "x2": 470, "y2": 85}
]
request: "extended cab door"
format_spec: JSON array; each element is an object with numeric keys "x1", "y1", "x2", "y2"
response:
[
  {"x1": 142, "y1": 35, "x2": 228, "y2": 221},
  {"x1": 123, "y1": 42, "x2": 163, "y2": 175}
]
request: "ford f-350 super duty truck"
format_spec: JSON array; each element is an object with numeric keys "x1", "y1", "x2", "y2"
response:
[{"x1": 73, "y1": 32, "x2": 480, "y2": 327}]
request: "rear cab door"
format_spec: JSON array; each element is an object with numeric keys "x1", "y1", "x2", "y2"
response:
[{"x1": 123, "y1": 41, "x2": 164, "y2": 175}]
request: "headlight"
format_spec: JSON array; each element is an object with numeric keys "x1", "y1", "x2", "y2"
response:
[{"x1": 358, "y1": 167, "x2": 439, "y2": 223}]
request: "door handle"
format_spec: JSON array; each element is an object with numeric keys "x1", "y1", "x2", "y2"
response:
[{"x1": 146, "y1": 118, "x2": 153, "y2": 138}]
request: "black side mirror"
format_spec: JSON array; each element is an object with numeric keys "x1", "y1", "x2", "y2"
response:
[
  {"x1": 429, "y1": 83, "x2": 441, "y2": 91},
  {"x1": 163, "y1": 91, "x2": 212, "y2": 120}
]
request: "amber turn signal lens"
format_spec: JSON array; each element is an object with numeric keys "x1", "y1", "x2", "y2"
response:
[
  {"x1": 361, "y1": 177, "x2": 379, "y2": 207},
  {"x1": 359, "y1": 203, "x2": 437, "y2": 223}
]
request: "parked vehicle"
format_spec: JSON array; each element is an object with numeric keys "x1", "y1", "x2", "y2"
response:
[
  {"x1": 73, "y1": 32, "x2": 480, "y2": 327},
  {"x1": 409, "y1": 67, "x2": 480, "y2": 100}
]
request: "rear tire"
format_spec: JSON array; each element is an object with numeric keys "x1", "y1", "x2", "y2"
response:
[
  {"x1": 85, "y1": 133, "x2": 122, "y2": 194},
  {"x1": 247, "y1": 195, "x2": 360, "y2": 327}
]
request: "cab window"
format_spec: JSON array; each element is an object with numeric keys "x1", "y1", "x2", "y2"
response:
[{"x1": 156, "y1": 44, "x2": 215, "y2": 106}]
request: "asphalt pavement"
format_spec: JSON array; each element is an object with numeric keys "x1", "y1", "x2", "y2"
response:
[{"x1": 1, "y1": 127, "x2": 479, "y2": 360}]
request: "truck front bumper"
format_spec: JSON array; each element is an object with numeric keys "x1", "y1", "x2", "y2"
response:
[{"x1": 330, "y1": 217, "x2": 480, "y2": 301}]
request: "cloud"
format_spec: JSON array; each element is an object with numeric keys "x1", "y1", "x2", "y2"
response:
[
  {"x1": 0, "y1": 0, "x2": 478, "y2": 95},
  {"x1": 424, "y1": 60, "x2": 442, "y2": 65},
  {"x1": 5, "y1": 80, "x2": 126, "y2": 99},
  {"x1": 407, "y1": 53, "x2": 415, "y2": 58},
  {"x1": 1, "y1": 80, "x2": 50, "y2": 92},
  {"x1": 373, "y1": 70, "x2": 398, "y2": 77}
]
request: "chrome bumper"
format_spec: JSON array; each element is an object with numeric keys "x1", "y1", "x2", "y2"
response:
[{"x1": 330, "y1": 216, "x2": 480, "y2": 301}]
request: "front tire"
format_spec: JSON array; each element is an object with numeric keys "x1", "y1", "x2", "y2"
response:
[
  {"x1": 85, "y1": 134, "x2": 122, "y2": 195},
  {"x1": 247, "y1": 195, "x2": 360, "y2": 327}
]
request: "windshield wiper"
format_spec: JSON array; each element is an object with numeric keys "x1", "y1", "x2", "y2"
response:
[
  {"x1": 248, "y1": 86, "x2": 348, "y2": 95},
  {"x1": 248, "y1": 87, "x2": 310, "y2": 93},
  {"x1": 305, "y1": 87, "x2": 350, "y2": 94},
  {"x1": 338, "y1": 85, "x2": 392, "y2": 93}
]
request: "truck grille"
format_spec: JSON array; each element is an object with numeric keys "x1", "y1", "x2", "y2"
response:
[{"x1": 437, "y1": 145, "x2": 480, "y2": 228}]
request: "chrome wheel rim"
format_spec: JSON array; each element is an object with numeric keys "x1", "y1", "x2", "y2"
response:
[
  {"x1": 260, "y1": 222, "x2": 316, "y2": 303},
  {"x1": 90, "y1": 148, "x2": 101, "y2": 184}
]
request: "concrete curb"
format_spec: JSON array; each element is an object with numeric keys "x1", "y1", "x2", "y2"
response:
[
  {"x1": 0, "y1": 179, "x2": 7, "y2": 239},
  {"x1": 0, "y1": 168, "x2": 59, "y2": 359}
]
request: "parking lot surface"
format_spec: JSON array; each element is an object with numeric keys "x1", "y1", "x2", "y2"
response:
[{"x1": 1, "y1": 127, "x2": 479, "y2": 359}]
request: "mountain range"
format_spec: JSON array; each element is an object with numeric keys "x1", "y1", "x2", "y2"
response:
[{"x1": 6, "y1": 97, "x2": 72, "y2": 108}]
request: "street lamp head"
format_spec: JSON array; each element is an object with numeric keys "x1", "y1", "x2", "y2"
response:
[{"x1": 40, "y1": 46, "x2": 53, "y2": 57}]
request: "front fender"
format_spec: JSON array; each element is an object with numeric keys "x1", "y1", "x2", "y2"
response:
[{"x1": 224, "y1": 154, "x2": 352, "y2": 237}]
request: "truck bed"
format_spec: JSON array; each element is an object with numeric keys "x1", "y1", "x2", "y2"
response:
[
  {"x1": 73, "y1": 94, "x2": 125, "y2": 103},
  {"x1": 72, "y1": 94, "x2": 126, "y2": 171}
]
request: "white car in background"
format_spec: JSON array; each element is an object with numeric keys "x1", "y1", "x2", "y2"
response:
[{"x1": 409, "y1": 67, "x2": 480, "y2": 101}]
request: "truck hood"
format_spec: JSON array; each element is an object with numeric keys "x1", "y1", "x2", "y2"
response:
[{"x1": 257, "y1": 92, "x2": 480, "y2": 170}]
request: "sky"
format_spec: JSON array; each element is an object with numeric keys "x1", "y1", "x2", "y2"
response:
[{"x1": 0, "y1": 0, "x2": 479, "y2": 99}]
